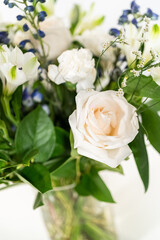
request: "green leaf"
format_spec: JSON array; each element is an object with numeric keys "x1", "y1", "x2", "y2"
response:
[
  {"x1": 18, "y1": 164, "x2": 52, "y2": 193},
  {"x1": 141, "y1": 106, "x2": 160, "y2": 153},
  {"x1": 15, "y1": 106, "x2": 56, "y2": 162},
  {"x1": 11, "y1": 85, "x2": 22, "y2": 121},
  {"x1": 33, "y1": 192, "x2": 44, "y2": 209},
  {"x1": 75, "y1": 170, "x2": 115, "y2": 203},
  {"x1": 51, "y1": 127, "x2": 70, "y2": 158},
  {"x1": 44, "y1": 157, "x2": 66, "y2": 173},
  {"x1": 0, "y1": 159, "x2": 7, "y2": 168},
  {"x1": 70, "y1": 4, "x2": 80, "y2": 34},
  {"x1": 22, "y1": 149, "x2": 38, "y2": 165},
  {"x1": 52, "y1": 157, "x2": 76, "y2": 179},
  {"x1": 124, "y1": 75, "x2": 160, "y2": 99},
  {"x1": 129, "y1": 125, "x2": 149, "y2": 191},
  {"x1": 70, "y1": 131, "x2": 78, "y2": 158}
]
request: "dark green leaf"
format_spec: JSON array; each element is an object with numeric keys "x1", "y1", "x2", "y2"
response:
[
  {"x1": 124, "y1": 75, "x2": 160, "y2": 99},
  {"x1": 52, "y1": 157, "x2": 76, "y2": 179},
  {"x1": 75, "y1": 170, "x2": 115, "y2": 203},
  {"x1": 33, "y1": 192, "x2": 44, "y2": 209},
  {"x1": 11, "y1": 85, "x2": 22, "y2": 121},
  {"x1": 18, "y1": 164, "x2": 52, "y2": 193},
  {"x1": 23, "y1": 149, "x2": 38, "y2": 165},
  {"x1": 15, "y1": 106, "x2": 56, "y2": 162},
  {"x1": 51, "y1": 127, "x2": 70, "y2": 158},
  {"x1": 129, "y1": 125, "x2": 149, "y2": 191},
  {"x1": 44, "y1": 157, "x2": 66, "y2": 173},
  {"x1": 141, "y1": 106, "x2": 160, "y2": 153}
]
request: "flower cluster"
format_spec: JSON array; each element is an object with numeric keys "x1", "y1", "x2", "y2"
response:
[{"x1": 0, "y1": 0, "x2": 160, "y2": 216}]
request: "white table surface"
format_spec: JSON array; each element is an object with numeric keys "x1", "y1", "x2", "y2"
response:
[{"x1": 0, "y1": 0, "x2": 160, "y2": 239}]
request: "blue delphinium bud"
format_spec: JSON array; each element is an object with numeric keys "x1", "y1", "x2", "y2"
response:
[
  {"x1": 23, "y1": 24, "x2": 29, "y2": 32},
  {"x1": 146, "y1": 8, "x2": 159, "y2": 20},
  {"x1": 118, "y1": 14, "x2": 128, "y2": 25},
  {"x1": 38, "y1": 11, "x2": 47, "y2": 22},
  {"x1": 3, "y1": 0, "x2": 9, "y2": 5},
  {"x1": 25, "y1": 6, "x2": 35, "y2": 12},
  {"x1": 32, "y1": 90, "x2": 43, "y2": 103},
  {"x1": 19, "y1": 39, "x2": 30, "y2": 48},
  {"x1": 131, "y1": 1, "x2": 140, "y2": 14},
  {"x1": 22, "y1": 88, "x2": 34, "y2": 108},
  {"x1": 109, "y1": 28, "x2": 120, "y2": 37},
  {"x1": 38, "y1": 30, "x2": 45, "y2": 38},
  {"x1": 0, "y1": 31, "x2": 10, "y2": 44},
  {"x1": 38, "y1": 0, "x2": 46, "y2": 3},
  {"x1": 28, "y1": 48, "x2": 36, "y2": 53},
  {"x1": 8, "y1": 2, "x2": 15, "y2": 8},
  {"x1": 132, "y1": 18, "x2": 138, "y2": 28},
  {"x1": 123, "y1": 10, "x2": 131, "y2": 16},
  {"x1": 16, "y1": 15, "x2": 24, "y2": 21}
]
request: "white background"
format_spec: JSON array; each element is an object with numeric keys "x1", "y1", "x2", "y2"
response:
[{"x1": 0, "y1": 0, "x2": 160, "y2": 240}]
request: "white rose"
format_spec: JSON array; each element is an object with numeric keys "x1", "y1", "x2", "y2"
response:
[
  {"x1": 69, "y1": 90, "x2": 139, "y2": 168},
  {"x1": 14, "y1": 16, "x2": 72, "y2": 60},
  {"x1": 150, "y1": 67, "x2": 160, "y2": 85},
  {"x1": 48, "y1": 48, "x2": 96, "y2": 92}
]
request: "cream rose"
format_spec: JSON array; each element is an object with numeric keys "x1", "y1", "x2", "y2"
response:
[
  {"x1": 69, "y1": 90, "x2": 139, "y2": 167},
  {"x1": 48, "y1": 48, "x2": 96, "y2": 92}
]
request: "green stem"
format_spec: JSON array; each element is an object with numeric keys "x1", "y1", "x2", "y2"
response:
[{"x1": 1, "y1": 96, "x2": 18, "y2": 127}]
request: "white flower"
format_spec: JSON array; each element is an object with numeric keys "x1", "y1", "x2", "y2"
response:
[
  {"x1": 69, "y1": 90, "x2": 139, "y2": 168},
  {"x1": 0, "y1": 45, "x2": 40, "y2": 96},
  {"x1": 150, "y1": 67, "x2": 160, "y2": 85},
  {"x1": 14, "y1": 16, "x2": 72, "y2": 61},
  {"x1": 48, "y1": 48, "x2": 96, "y2": 92},
  {"x1": 75, "y1": 28, "x2": 116, "y2": 69},
  {"x1": 120, "y1": 23, "x2": 160, "y2": 66}
]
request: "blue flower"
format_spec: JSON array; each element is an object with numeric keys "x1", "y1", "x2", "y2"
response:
[
  {"x1": 38, "y1": 11, "x2": 47, "y2": 22},
  {"x1": 22, "y1": 88, "x2": 34, "y2": 108},
  {"x1": 28, "y1": 48, "x2": 36, "y2": 53},
  {"x1": 38, "y1": 30, "x2": 45, "y2": 38},
  {"x1": 8, "y1": 2, "x2": 16, "y2": 8},
  {"x1": 25, "y1": 6, "x2": 35, "y2": 12},
  {"x1": 38, "y1": 0, "x2": 46, "y2": 3},
  {"x1": 23, "y1": 24, "x2": 29, "y2": 32},
  {"x1": 16, "y1": 15, "x2": 24, "y2": 21},
  {"x1": 0, "y1": 31, "x2": 10, "y2": 44},
  {"x1": 3, "y1": 0, "x2": 9, "y2": 5},
  {"x1": 19, "y1": 39, "x2": 30, "y2": 48},
  {"x1": 132, "y1": 18, "x2": 138, "y2": 28},
  {"x1": 146, "y1": 8, "x2": 159, "y2": 20},
  {"x1": 123, "y1": 9, "x2": 131, "y2": 16},
  {"x1": 109, "y1": 28, "x2": 120, "y2": 37},
  {"x1": 131, "y1": 1, "x2": 140, "y2": 13},
  {"x1": 32, "y1": 90, "x2": 43, "y2": 103},
  {"x1": 118, "y1": 14, "x2": 128, "y2": 25}
]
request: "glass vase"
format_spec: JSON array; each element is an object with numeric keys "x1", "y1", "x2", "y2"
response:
[{"x1": 42, "y1": 188, "x2": 117, "y2": 240}]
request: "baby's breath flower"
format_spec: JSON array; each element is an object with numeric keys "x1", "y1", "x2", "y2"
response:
[
  {"x1": 121, "y1": 77, "x2": 127, "y2": 88},
  {"x1": 116, "y1": 88, "x2": 124, "y2": 97},
  {"x1": 131, "y1": 69, "x2": 141, "y2": 77}
]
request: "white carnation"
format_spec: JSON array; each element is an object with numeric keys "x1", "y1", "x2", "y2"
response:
[{"x1": 48, "y1": 48, "x2": 96, "y2": 92}]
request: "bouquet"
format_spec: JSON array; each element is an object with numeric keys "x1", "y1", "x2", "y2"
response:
[{"x1": 0, "y1": 0, "x2": 160, "y2": 238}]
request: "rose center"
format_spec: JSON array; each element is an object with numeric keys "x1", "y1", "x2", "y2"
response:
[{"x1": 93, "y1": 107, "x2": 117, "y2": 135}]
